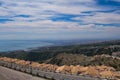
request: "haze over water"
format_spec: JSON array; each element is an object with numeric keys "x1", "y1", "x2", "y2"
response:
[{"x1": 0, "y1": 40, "x2": 54, "y2": 52}]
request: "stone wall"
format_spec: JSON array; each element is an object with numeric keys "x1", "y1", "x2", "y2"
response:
[{"x1": 0, "y1": 57, "x2": 119, "y2": 80}]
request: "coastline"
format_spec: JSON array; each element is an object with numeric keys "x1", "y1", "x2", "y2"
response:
[{"x1": 0, "y1": 39, "x2": 120, "y2": 53}]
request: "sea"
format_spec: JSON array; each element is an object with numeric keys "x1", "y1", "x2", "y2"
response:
[
  {"x1": 0, "y1": 39, "x2": 115, "y2": 52},
  {"x1": 0, "y1": 40, "x2": 54, "y2": 52}
]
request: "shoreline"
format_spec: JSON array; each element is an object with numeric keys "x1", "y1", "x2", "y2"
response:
[
  {"x1": 1, "y1": 39, "x2": 120, "y2": 53},
  {"x1": 0, "y1": 39, "x2": 120, "y2": 53}
]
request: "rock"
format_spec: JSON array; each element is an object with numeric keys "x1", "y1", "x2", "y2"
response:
[
  {"x1": 100, "y1": 71, "x2": 114, "y2": 78},
  {"x1": 81, "y1": 66, "x2": 99, "y2": 77},
  {"x1": 56, "y1": 65, "x2": 71, "y2": 74}
]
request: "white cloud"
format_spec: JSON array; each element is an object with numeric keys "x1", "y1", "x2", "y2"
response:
[
  {"x1": 73, "y1": 12, "x2": 120, "y2": 24},
  {"x1": 0, "y1": 0, "x2": 99, "y2": 16},
  {"x1": 0, "y1": 0, "x2": 120, "y2": 40}
]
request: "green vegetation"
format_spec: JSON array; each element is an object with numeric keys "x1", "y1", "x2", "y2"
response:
[{"x1": 0, "y1": 40, "x2": 120, "y2": 70}]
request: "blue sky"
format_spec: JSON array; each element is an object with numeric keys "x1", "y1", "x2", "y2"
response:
[{"x1": 0, "y1": 0, "x2": 120, "y2": 40}]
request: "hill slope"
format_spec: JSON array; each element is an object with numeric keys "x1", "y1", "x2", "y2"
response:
[
  {"x1": 44, "y1": 53, "x2": 120, "y2": 70},
  {"x1": 0, "y1": 40, "x2": 120, "y2": 70}
]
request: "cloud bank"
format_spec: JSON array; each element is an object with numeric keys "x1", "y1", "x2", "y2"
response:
[{"x1": 0, "y1": 0, "x2": 120, "y2": 40}]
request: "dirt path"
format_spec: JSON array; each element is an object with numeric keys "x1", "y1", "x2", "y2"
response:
[{"x1": 0, "y1": 66, "x2": 47, "y2": 80}]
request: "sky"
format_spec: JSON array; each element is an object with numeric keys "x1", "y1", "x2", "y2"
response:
[{"x1": 0, "y1": 0, "x2": 120, "y2": 40}]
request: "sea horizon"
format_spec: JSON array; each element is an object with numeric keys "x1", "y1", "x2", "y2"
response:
[
  {"x1": 0, "y1": 39, "x2": 119, "y2": 52},
  {"x1": 0, "y1": 40, "x2": 54, "y2": 52}
]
